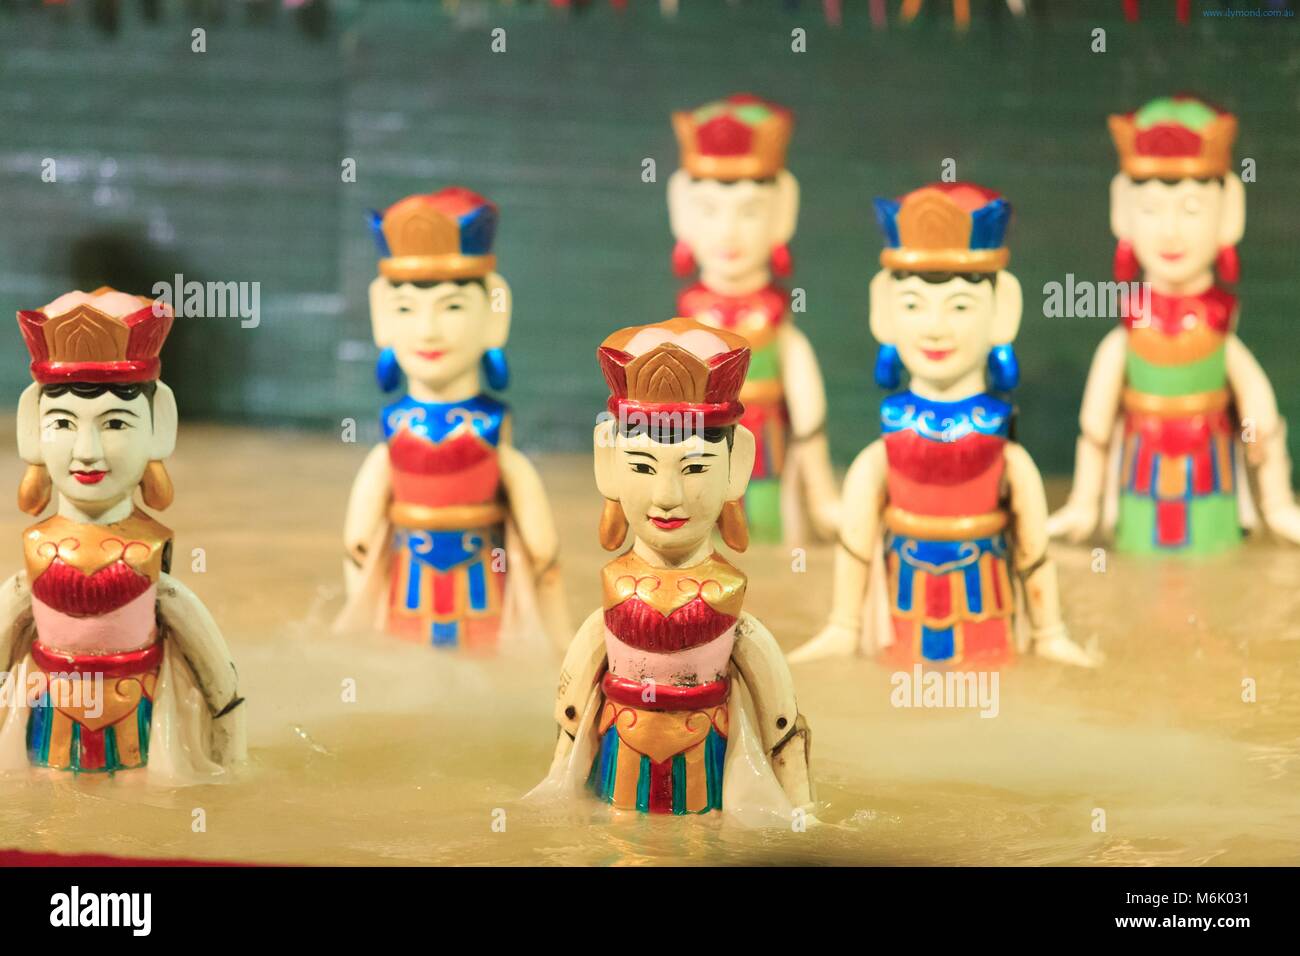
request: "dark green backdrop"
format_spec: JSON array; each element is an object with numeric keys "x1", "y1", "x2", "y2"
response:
[{"x1": 1, "y1": 1, "x2": 1296, "y2": 470}]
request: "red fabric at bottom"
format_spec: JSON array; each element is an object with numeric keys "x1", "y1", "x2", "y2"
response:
[
  {"x1": 648, "y1": 759, "x2": 673, "y2": 812},
  {"x1": 1156, "y1": 499, "x2": 1188, "y2": 547},
  {"x1": 0, "y1": 848, "x2": 252, "y2": 867}
]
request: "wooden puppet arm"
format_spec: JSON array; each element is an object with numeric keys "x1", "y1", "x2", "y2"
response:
[
  {"x1": 0, "y1": 572, "x2": 33, "y2": 679},
  {"x1": 731, "y1": 612, "x2": 813, "y2": 807},
  {"x1": 498, "y1": 443, "x2": 560, "y2": 572},
  {"x1": 550, "y1": 609, "x2": 608, "y2": 764},
  {"x1": 342, "y1": 442, "x2": 391, "y2": 566},
  {"x1": 156, "y1": 572, "x2": 246, "y2": 763},
  {"x1": 499, "y1": 442, "x2": 571, "y2": 647},
  {"x1": 1226, "y1": 335, "x2": 1300, "y2": 543},
  {"x1": 1048, "y1": 326, "x2": 1128, "y2": 542},
  {"x1": 788, "y1": 441, "x2": 886, "y2": 663},
  {"x1": 1004, "y1": 444, "x2": 1099, "y2": 668},
  {"x1": 1226, "y1": 334, "x2": 1280, "y2": 448},
  {"x1": 778, "y1": 324, "x2": 840, "y2": 538}
]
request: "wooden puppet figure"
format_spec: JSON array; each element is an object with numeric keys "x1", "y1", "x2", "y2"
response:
[
  {"x1": 0, "y1": 288, "x2": 245, "y2": 779},
  {"x1": 790, "y1": 184, "x2": 1096, "y2": 668},
  {"x1": 336, "y1": 187, "x2": 569, "y2": 651},
  {"x1": 668, "y1": 95, "x2": 839, "y2": 545},
  {"x1": 532, "y1": 317, "x2": 813, "y2": 823},
  {"x1": 1049, "y1": 97, "x2": 1300, "y2": 554}
]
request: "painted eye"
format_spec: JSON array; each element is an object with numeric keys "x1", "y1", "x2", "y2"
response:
[
  {"x1": 104, "y1": 419, "x2": 131, "y2": 431},
  {"x1": 682, "y1": 463, "x2": 709, "y2": 475},
  {"x1": 630, "y1": 463, "x2": 655, "y2": 475},
  {"x1": 50, "y1": 418, "x2": 74, "y2": 431},
  {"x1": 395, "y1": 302, "x2": 415, "y2": 314}
]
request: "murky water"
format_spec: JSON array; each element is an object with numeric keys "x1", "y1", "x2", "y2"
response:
[{"x1": 0, "y1": 424, "x2": 1295, "y2": 865}]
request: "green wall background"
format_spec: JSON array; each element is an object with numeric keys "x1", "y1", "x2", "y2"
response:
[{"x1": 1, "y1": 1, "x2": 1296, "y2": 470}]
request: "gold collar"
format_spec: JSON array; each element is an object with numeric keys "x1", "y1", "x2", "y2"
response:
[{"x1": 602, "y1": 549, "x2": 746, "y2": 618}]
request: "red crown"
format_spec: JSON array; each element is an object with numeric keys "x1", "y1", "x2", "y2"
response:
[
  {"x1": 18, "y1": 287, "x2": 173, "y2": 385},
  {"x1": 597, "y1": 317, "x2": 751, "y2": 428}
]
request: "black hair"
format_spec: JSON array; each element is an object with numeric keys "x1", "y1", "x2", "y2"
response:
[
  {"x1": 1135, "y1": 175, "x2": 1226, "y2": 187},
  {"x1": 619, "y1": 420, "x2": 736, "y2": 448},
  {"x1": 689, "y1": 177, "x2": 777, "y2": 187},
  {"x1": 41, "y1": 381, "x2": 157, "y2": 402},
  {"x1": 402, "y1": 278, "x2": 487, "y2": 291},
  {"x1": 891, "y1": 269, "x2": 997, "y2": 287}
]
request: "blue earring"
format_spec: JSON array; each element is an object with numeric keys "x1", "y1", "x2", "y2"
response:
[
  {"x1": 375, "y1": 347, "x2": 402, "y2": 393},
  {"x1": 987, "y1": 344, "x2": 1020, "y2": 392},
  {"x1": 481, "y1": 348, "x2": 509, "y2": 391},
  {"x1": 874, "y1": 344, "x2": 903, "y2": 390}
]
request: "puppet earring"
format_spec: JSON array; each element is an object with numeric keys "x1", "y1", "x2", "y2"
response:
[
  {"x1": 481, "y1": 348, "x2": 510, "y2": 391},
  {"x1": 770, "y1": 244, "x2": 793, "y2": 278},
  {"x1": 17, "y1": 464, "x2": 51, "y2": 516},
  {"x1": 376, "y1": 347, "x2": 402, "y2": 393},
  {"x1": 141, "y1": 461, "x2": 175, "y2": 510},
  {"x1": 987, "y1": 344, "x2": 1020, "y2": 392},
  {"x1": 599, "y1": 499, "x2": 629, "y2": 551},
  {"x1": 1113, "y1": 240, "x2": 1140, "y2": 282},
  {"x1": 1215, "y1": 246, "x2": 1240, "y2": 284},
  {"x1": 874, "y1": 344, "x2": 903, "y2": 390},
  {"x1": 716, "y1": 500, "x2": 749, "y2": 553},
  {"x1": 671, "y1": 241, "x2": 695, "y2": 278}
]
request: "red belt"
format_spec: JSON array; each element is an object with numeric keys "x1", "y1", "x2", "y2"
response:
[
  {"x1": 31, "y1": 640, "x2": 162, "y2": 678},
  {"x1": 601, "y1": 672, "x2": 729, "y2": 711}
]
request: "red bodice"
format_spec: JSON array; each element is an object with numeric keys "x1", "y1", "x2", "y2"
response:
[
  {"x1": 1122, "y1": 285, "x2": 1236, "y2": 335},
  {"x1": 388, "y1": 429, "x2": 500, "y2": 508},
  {"x1": 31, "y1": 560, "x2": 153, "y2": 617},
  {"x1": 884, "y1": 430, "x2": 1007, "y2": 517}
]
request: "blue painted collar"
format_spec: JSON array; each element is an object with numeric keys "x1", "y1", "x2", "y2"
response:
[
  {"x1": 382, "y1": 393, "x2": 507, "y2": 445},
  {"x1": 881, "y1": 391, "x2": 1012, "y2": 442}
]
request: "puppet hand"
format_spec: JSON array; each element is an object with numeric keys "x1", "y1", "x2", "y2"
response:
[
  {"x1": 209, "y1": 698, "x2": 248, "y2": 767},
  {"x1": 1033, "y1": 625, "x2": 1102, "y2": 668},
  {"x1": 1046, "y1": 500, "x2": 1099, "y2": 543},
  {"x1": 1262, "y1": 501, "x2": 1300, "y2": 545},
  {"x1": 788, "y1": 620, "x2": 858, "y2": 664}
]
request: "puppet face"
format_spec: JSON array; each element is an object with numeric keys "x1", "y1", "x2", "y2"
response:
[
  {"x1": 369, "y1": 276, "x2": 509, "y2": 392},
  {"x1": 606, "y1": 428, "x2": 735, "y2": 556},
  {"x1": 879, "y1": 274, "x2": 1003, "y2": 391},
  {"x1": 38, "y1": 389, "x2": 154, "y2": 511},
  {"x1": 669, "y1": 173, "x2": 797, "y2": 285},
  {"x1": 1113, "y1": 176, "x2": 1243, "y2": 289}
]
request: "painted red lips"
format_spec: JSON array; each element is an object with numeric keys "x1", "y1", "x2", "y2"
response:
[
  {"x1": 72, "y1": 471, "x2": 107, "y2": 485},
  {"x1": 649, "y1": 516, "x2": 689, "y2": 530}
]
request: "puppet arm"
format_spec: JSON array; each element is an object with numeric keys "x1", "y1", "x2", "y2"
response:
[
  {"x1": 0, "y1": 572, "x2": 33, "y2": 682},
  {"x1": 1005, "y1": 443, "x2": 1100, "y2": 667},
  {"x1": 1226, "y1": 335, "x2": 1300, "y2": 544},
  {"x1": 788, "y1": 439, "x2": 886, "y2": 662},
  {"x1": 731, "y1": 612, "x2": 813, "y2": 808},
  {"x1": 548, "y1": 608, "x2": 607, "y2": 766},
  {"x1": 778, "y1": 324, "x2": 840, "y2": 540},
  {"x1": 156, "y1": 572, "x2": 246, "y2": 766},
  {"x1": 1048, "y1": 326, "x2": 1127, "y2": 543},
  {"x1": 499, "y1": 437, "x2": 571, "y2": 650},
  {"x1": 342, "y1": 442, "x2": 391, "y2": 592}
]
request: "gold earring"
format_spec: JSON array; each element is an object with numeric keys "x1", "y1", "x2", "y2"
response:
[
  {"x1": 140, "y1": 461, "x2": 174, "y2": 510},
  {"x1": 716, "y1": 500, "x2": 749, "y2": 553},
  {"x1": 599, "y1": 499, "x2": 629, "y2": 551},
  {"x1": 17, "y1": 464, "x2": 51, "y2": 516}
]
